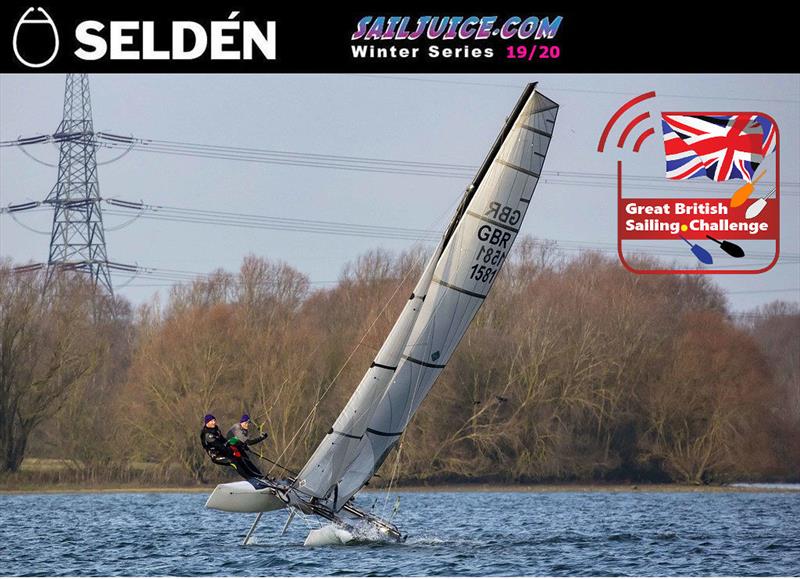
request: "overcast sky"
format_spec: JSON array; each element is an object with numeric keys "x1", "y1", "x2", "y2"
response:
[{"x1": 1, "y1": 73, "x2": 797, "y2": 313}]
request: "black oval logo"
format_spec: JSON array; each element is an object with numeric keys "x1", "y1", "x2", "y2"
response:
[{"x1": 13, "y1": 7, "x2": 59, "y2": 68}]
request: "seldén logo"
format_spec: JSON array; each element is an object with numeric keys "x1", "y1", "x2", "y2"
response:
[
  {"x1": 11, "y1": 8, "x2": 276, "y2": 67},
  {"x1": 13, "y1": 7, "x2": 59, "y2": 68}
]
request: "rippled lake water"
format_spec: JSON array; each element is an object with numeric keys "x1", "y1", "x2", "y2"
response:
[{"x1": 1, "y1": 490, "x2": 798, "y2": 575}]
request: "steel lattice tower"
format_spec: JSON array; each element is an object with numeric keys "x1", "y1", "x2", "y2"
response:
[{"x1": 43, "y1": 73, "x2": 113, "y2": 296}]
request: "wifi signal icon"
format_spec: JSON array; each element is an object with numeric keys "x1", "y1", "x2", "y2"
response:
[{"x1": 597, "y1": 91, "x2": 657, "y2": 153}]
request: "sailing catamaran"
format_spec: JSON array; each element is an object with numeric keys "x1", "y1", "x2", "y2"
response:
[{"x1": 205, "y1": 82, "x2": 558, "y2": 545}]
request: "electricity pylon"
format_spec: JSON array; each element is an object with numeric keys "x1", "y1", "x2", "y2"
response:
[{"x1": 42, "y1": 73, "x2": 114, "y2": 296}]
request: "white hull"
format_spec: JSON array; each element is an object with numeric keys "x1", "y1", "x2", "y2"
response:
[
  {"x1": 205, "y1": 478, "x2": 404, "y2": 544},
  {"x1": 205, "y1": 481, "x2": 286, "y2": 513},
  {"x1": 303, "y1": 525, "x2": 355, "y2": 546}
]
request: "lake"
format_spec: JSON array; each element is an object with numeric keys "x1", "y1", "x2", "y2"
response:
[{"x1": 1, "y1": 490, "x2": 798, "y2": 575}]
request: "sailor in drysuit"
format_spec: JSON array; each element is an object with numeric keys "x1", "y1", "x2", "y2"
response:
[
  {"x1": 225, "y1": 414, "x2": 268, "y2": 478},
  {"x1": 200, "y1": 414, "x2": 263, "y2": 480},
  {"x1": 227, "y1": 414, "x2": 269, "y2": 447}
]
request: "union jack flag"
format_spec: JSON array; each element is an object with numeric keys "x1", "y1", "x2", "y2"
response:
[{"x1": 661, "y1": 113, "x2": 777, "y2": 182}]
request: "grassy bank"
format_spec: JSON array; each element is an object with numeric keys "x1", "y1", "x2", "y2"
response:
[{"x1": 4, "y1": 458, "x2": 797, "y2": 494}]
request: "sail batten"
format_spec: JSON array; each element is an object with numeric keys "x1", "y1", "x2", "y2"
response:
[
  {"x1": 495, "y1": 158, "x2": 541, "y2": 177},
  {"x1": 295, "y1": 84, "x2": 558, "y2": 509},
  {"x1": 431, "y1": 277, "x2": 487, "y2": 299}
]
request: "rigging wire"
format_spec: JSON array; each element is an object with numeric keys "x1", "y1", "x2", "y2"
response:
[
  {"x1": 265, "y1": 248, "x2": 428, "y2": 479},
  {"x1": 247, "y1": 447, "x2": 300, "y2": 477},
  {"x1": 265, "y1": 189, "x2": 466, "y2": 481},
  {"x1": 381, "y1": 439, "x2": 404, "y2": 518}
]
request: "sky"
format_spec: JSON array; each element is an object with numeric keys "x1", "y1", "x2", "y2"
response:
[{"x1": 0, "y1": 73, "x2": 798, "y2": 314}]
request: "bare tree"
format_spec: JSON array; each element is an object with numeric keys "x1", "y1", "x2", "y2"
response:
[
  {"x1": 0, "y1": 264, "x2": 101, "y2": 473},
  {"x1": 12, "y1": 243, "x2": 794, "y2": 487}
]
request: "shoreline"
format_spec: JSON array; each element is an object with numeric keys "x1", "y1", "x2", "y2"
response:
[{"x1": 2, "y1": 482, "x2": 798, "y2": 495}]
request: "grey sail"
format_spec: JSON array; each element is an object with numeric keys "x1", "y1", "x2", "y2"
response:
[{"x1": 296, "y1": 84, "x2": 558, "y2": 510}]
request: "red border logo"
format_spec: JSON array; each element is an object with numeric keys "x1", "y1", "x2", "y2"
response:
[{"x1": 599, "y1": 93, "x2": 780, "y2": 275}]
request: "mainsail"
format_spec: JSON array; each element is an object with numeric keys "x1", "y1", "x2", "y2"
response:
[{"x1": 295, "y1": 83, "x2": 558, "y2": 509}]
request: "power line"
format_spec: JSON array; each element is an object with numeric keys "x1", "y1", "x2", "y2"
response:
[
  {"x1": 725, "y1": 288, "x2": 800, "y2": 295},
  {"x1": 112, "y1": 268, "x2": 800, "y2": 297},
  {"x1": 350, "y1": 74, "x2": 800, "y2": 104},
  {"x1": 106, "y1": 134, "x2": 475, "y2": 170},
  {"x1": 4, "y1": 134, "x2": 798, "y2": 196},
  {"x1": 8, "y1": 197, "x2": 798, "y2": 263},
  {"x1": 93, "y1": 137, "x2": 473, "y2": 179},
  {"x1": 103, "y1": 199, "x2": 800, "y2": 261},
  {"x1": 4, "y1": 77, "x2": 796, "y2": 309},
  {"x1": 730, "y1": 312, "x2": 800, "y2": 319},
  {"x1": 91, "y1": 137, "x2": 800, "y2": 195},
  {"x1": 103, "y1": 209, "x2": 443, "y2": 242}
]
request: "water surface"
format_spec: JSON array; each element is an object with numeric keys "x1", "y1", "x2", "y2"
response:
[{"x1": 1, "y1": 490, "x2": 797, "y2": 575}]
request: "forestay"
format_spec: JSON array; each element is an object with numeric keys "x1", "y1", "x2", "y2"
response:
[{"x1": 295, "y1": 83, "x2": 558, "y2": 509}]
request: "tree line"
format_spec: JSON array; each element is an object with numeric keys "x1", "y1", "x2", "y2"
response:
[{"x1": 1, "y1": 240, "x2": 798, "y2": 488}]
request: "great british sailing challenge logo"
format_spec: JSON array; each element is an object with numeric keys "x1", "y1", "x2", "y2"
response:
[{"x1": 598, "y1": 92, "x2": 780, "y2": 274}]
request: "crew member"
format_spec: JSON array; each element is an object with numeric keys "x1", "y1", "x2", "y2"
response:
[
  {"x1": 226, "y1": 414, "x2": 268, "y2": 479},
  {"x1": 227, "y1": 414, "x2": 269, "y2": 447},
  {"x1": 200, "y1": 414, "x2": 231, "y2": 465},
  {"x1": 200, "y1": 414, "x2": 263, "y2": 480}
]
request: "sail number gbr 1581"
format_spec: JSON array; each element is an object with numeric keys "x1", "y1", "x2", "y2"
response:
[
  {"x1": 470, "y1": 247, "x2": 506, "y2": 283},
  {"x1": 469, "y1": 201, "x2": 518, "y2": 283}
]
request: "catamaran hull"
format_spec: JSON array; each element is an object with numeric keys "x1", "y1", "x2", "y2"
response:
[
  {"x1": 205, "y1": 479, "x2": 404, "y2": 544},
  {"x1": 303, "y1": 525, "x2": 355, "y2": 546},
  {"x1": 301, "y1": 523, "x2": 405, "y2": 546},
  {"x1": 205, "y1": 481, "x2": 286, "y2": 513}
]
